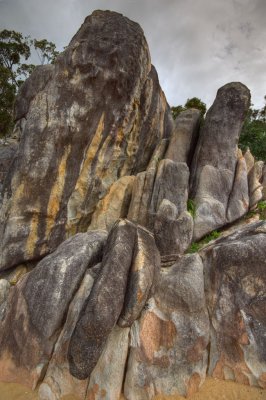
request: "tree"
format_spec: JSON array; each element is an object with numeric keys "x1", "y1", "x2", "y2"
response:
[
  {"x1": 33, "y1": 39, "x2": 59, "y2": 65},
  {"x1": 0, "y1": 30, "x2": 58, "y2": 138},
  {"x1": 184, "y1": 97, "x2": 206, "y2": 117},
  {"x1": 239, "y1": 98, "x2": 266, "y2": 161},
  {"x1": 0, "y1": 30, "x2": 31, "y2": 88},
  {"x1": 171, "y1": 97, "x2": 207, "y2": 120},
  {"x1": 0, "y1": 65, "x2": 16, "y2": 137},
  {"x1": 171, "y1": 105, "x2": 185, "y2": 120}
]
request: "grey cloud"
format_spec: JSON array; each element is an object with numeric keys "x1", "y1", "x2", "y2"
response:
[{"x1": 0, "y1": 0, "x2": 265, "y2": 109}]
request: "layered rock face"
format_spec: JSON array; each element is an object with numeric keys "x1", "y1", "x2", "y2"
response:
[
  {"x1": 190, "y1": 83, "x2": 250, "y2": 240},
  {"x1": 0, "y1": 9, "x2": 265, "y2": 400}
]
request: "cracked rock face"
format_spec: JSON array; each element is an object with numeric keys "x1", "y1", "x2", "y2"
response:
[
  {"x1": 190, "y1": 82, "x2": 251, "y2": 240},
  {"x1": 0, "y1": 10, "x2": 172, "y2": 272},
  {"x1": 124, "y1": 254, "x2": 209, "y2": 399},
  {"x1": 202, "y1": 221, "x2": 266, "y2": 388}
]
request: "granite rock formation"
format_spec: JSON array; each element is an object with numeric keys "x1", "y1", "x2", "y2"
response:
[
  {"x1": 190, "y1": 82, "x2": 250, "y2": 240},
  {"x1": 0, "y1": 9, "x2": 265, "y2": 400},
  {"x1": 202, "y1": 221, "x2": 266, "y2": 388},
  {"x1": 0, "y1": 10, "x2": 172, "y2": 272}
]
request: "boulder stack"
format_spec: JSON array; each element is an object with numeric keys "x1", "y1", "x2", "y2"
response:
[{"x1": 0, "y1": 9, "x2": 265, "y2": 400}]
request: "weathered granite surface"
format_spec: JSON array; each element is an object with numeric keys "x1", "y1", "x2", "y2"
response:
[
  {"x1": 202, "y1": 221, "x2": 266, "y2": 388},
  {"x1": 190, "y1": 82, "x2": 250, "y2": 240},
  {"x1": 124, "y1": 254, "x2": 209, "y2": 399},
  {"x1": 0, "y1": 10, "x2": 173, "y2": 272},
  {"x1": 0, "y1": 9, "x2": 265, "y2": 400},
  {"x1": 0, "y1": 231, "x2": 107, "y2": 389}
]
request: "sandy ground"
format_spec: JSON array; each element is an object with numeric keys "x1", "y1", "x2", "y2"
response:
[{"x1": 0, "y1": 378, "x2": 265, "y2": 400}]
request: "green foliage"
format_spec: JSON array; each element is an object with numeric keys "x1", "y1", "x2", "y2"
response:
[
  {"x1": 187, "y1": 230, "x2": 220, "y2": 254},
  {"x1": 171, "y1": 97, "x2": 206, "y2": 120},
  {"x1": 187, "y1": 242, "x2": 201, "y2": 253},
  {"x1": 239, "y1": 98, "x2": 266, "y2": 161},
  {"x1": 244, "y1": 210, "x2": 257, "y2": 219},
  {"x1": 0, "y1": 30, "x2": 58, "y2": 137},
  {"x1": 257, "y1": 200, "x2": 266, "y2": 211},
  {"x1": 0, "y1": 65, "x2": 16, "y2": 137},
  {"x1": 201, "y1": 230, "x2": 220, "y2": 244},
  {"x1": 244, "y1": 200, "x2": 266, "y2": 221},
  {"x1": 184, "y1": 97, "x2": 207, "y2": 117},
  {"x1": 0, "y1": 29, "x2": 31, "y2": 87},
  {"x1": 33, "y1": 39, "x2": 59, "y2": 65},
  {"x1": 187, "y1": 199, "x2": 196, "y2": 218},
  {"x1": 171, "y1": 105, "x2": 185, "y2": 120},
  {"x1": 257, "y1": 200, "x2": 266, "y2": 220}
]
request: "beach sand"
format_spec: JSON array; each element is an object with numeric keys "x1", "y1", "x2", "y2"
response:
[{"x1": 0, "y1": 377, "x2": 265, "y2": 400}]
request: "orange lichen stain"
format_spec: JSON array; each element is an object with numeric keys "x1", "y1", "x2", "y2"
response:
[
  {"x1": 66, "y1": 113, "x2": 105, "y2": 227},
  {"x1": 77, "y1": 113, "x2": 105, "y2": 195},
  {"x1": 0, "y1": 350, "x2": 36, "y2": 390},
  {"x1": 133, "y1": 239, "x2": 146, "y2": 272},
  {"x1": 45, "y1": 145, "x2": 71, "y2": 237},
  {"x1": 187, "y1": 336, "x2": 207, "y2": 363},
  {"x1": 12, "y1": 182, "x2": 25, "y2": 204},
  {"x1": 239, "y1": 332, "x2": 250, "y2": 345},
  {"x1": 238, "y1": 313, "x2": 250, "y2": 345},
  {"x1": 140, "y1": 311, "x2": 176, "y2": 363},
  {"x1": 187, "y1": 373, "x2": 201, "y2": 397},
  {"x1": 25, "y1": 212, "x2": 39, "y2": 258},
  {"x1": 89, "y1": 175, "x2": 135, "y2": 229},
  {"x1": 212, "y1": 352, "x2": 252, "y2": 386},
  {"x1": 9, "y1": 182, "x2": 25, "y2": 217},
  {"x1": 137, "y1": 288, "x2": 144, "y2": 303},
  {"x1": 86, "y1": 383, "x2": 99, "y2": 400}
]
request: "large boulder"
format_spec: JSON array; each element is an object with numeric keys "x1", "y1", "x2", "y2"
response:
[
  {"x1": 0, "y1": 230, "x2": 107, "y2": 389},
  {"x1": 0, "y1": 10, "x2": 173, "y2": 271},
  {"x1": 154, "y1": 200, "x2": 193, "y2": 257},
  {"x1": 39, "y1": 266, "x2": 100, "y2": 400},
  {"x1": 202, "y1": 221, "x2": 266, "y2": 388},
  {"x1": 68, "y1": 219, "x2": 137, "y2": 380},
  {"x1": 165, "y1": 108, "x2": 201, "y2": 166},
  {"x1": 127, "y1": 158, "x2": 191, "y2": 259},
  {"x1": 124, "y1": 254, "x2": 209, "y2": 399},
  {"x1": 226, "y1": 150, "x2": 249, "y2": 221},
  {"x1": 68, "y1": 219, "x2": 159, "y2": 380},
  {"x1": 190, "y1": 82, "x2": 250, "y2": 240},
  {"x1": 248, "y1": 161, "x2": 264, "y2": 209},
  {"x1": 86, "y1": 325, "x2": 130, "y2": 400}
]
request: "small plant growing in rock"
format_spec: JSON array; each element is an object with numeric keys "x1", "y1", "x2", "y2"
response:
[
  {"x1": 201, "y1": 230, "x2": 220, "y2": 244},
  {"x1": 187, "y1": 199, "x2": 196, "y2": 218},
  {"x1": 187, "y1": 242, "x2": 201, "y2": 253},
  {"x1": 257, "y1": 200, "x2": 266, "y2": 220},
  {"x1": 187, "y1": 230, "x2": 220, "y2": 253}
]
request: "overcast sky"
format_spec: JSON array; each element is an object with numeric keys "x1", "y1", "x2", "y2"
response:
[{"x1": 0, "y1": 0, "x2": 265, "y2": 109}]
